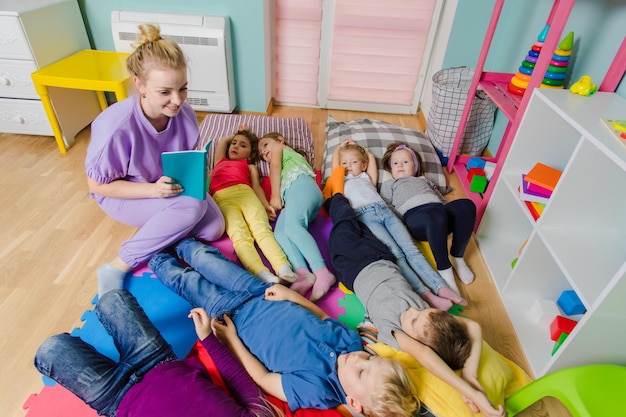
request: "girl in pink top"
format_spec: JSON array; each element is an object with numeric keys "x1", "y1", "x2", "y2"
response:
[{"x1": 209, "y1": 125, "x2": 297, "y2": 283}]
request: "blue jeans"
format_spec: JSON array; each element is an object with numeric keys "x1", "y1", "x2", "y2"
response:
[
  {"x1": 149, "y1": 238, "x2": 270, "y2": 317},
  {"x1": 34, "y1": 290, "x2": 176, "y2": 417},
  {"x1": 354, "y1": 201, "x2": 445, "y2": 295}
]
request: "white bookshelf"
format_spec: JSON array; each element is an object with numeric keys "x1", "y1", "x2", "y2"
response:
[{"x1": 476, "y1": 88, "x2": 626, "y2": 377}]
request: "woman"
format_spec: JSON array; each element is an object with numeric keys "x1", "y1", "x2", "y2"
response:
[{"x1": 85, "y1": 24, "x2": 225, "y2": 296}]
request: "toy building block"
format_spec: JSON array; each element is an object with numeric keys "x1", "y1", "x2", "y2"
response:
[
  {"x1": 550, "y1": 315, "x2": 577, "y2": 341},
  {"x1": 530, "y1": 298, "x2": 560, "y2": 325},
  {"x1": 483, "y1": 161, "x2": 496, "y2": 180},
  {"x1": 551, "y1": 332, "x2": 569, "y2": 356},
  {"x1": 557, "y1": 290, "x2": 586, "y2": 316},
  {"x1": 466, "y1": 157, "x2": 486, "y2": 170},
  {"x1": 470, "y1": 174, "x2": 488, "y2": 193},
  {"x1": 467, "y1": 167, "x2": 486, "y2": 181}
]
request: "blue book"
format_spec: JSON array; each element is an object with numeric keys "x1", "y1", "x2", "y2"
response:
[{"x1": 161, "y1": 150, "x2": 208, "y2": 200}]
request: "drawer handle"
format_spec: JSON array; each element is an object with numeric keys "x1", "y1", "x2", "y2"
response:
[
  {"x1": 0, "y1": 76, "x2": 10, "y2": 86},
  {"x1": 13, "y1": 115, "x2": 26, "y2": 124}
]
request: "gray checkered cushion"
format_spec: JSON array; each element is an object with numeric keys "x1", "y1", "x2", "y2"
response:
[{"x1": 323, "y1": 116, "x2": 451, "y2": 193}]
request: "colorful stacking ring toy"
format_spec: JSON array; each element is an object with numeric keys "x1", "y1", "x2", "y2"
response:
[
  {"x1": 544, "y1": 71, "x2": 566, "y2": 80},
  {"x1": 547, "y1": 64, "x2": 568, "y2": 73},
  {"x1": 542, "y1": 77, "x2": 565, "y2": 86},
  {"x1": 508, "y1": 83, "x2": 526, "y2": 95},
  {"x1": 551, "y1": 54, "x2": 570, "y2": 62},
  {"x1": 511, "y1": 76, "x2": 529, "y2": 89},
  {"x1": 519, "y1": 65, "x2": 533, "y2": 75},
  {"x1": 525, "y1": 55, "x2": 538, "y2": 63},
  {"x1": 549, "y1": 59, "x2": 568, "y2": 67}
]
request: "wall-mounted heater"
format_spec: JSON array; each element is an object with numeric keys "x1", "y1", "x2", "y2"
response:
[{"x1": 111, "y1": 10, "x2": 236, "y2": 113}]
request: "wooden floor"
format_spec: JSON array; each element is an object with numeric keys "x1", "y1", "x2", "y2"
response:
[{"x1": 0, "y1": 106, "x2": 570, "y2": 417}]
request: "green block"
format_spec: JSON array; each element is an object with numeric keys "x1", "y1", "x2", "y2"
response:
[
  {"x1": 470, "y1": 175, "x2": 487, "y2": 193},
  {"x1": 552, "y1": 332, "x2": 569, "y2": 355}
]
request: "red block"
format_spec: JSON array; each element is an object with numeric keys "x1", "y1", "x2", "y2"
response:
[
  {"x1": 550, "y1": 315, "x2": 577, "y2": 341},
  {"x1": 467, "y1": 167, "x2": 486, "y2": 181}
]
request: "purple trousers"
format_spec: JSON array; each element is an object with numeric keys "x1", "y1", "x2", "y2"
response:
[{"x1": 97, "y1": 193, "x2": 225, "y2": 267}]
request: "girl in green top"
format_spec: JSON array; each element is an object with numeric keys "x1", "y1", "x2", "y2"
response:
[{"x1": 258, "y1": 132, "x2": 336, "y2": 302}]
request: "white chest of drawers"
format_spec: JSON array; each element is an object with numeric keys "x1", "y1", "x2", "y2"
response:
[{"x1": 0, "y1": 0, "x2": 100, "y2": 143}]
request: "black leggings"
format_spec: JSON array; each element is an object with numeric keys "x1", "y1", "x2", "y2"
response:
[{"x1": 404, "y1": 199, "x2": 476, "y2": 271}]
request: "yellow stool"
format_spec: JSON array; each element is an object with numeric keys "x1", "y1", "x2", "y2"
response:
[{"x1": 31, "y1": 49, "x2": 131, "y2": 154}]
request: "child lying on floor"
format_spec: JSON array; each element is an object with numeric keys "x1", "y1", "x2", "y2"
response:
[
  {"x1": 380, "y1": 142, "x2": 477, "y2": 288},
  {"x1": 328, "y1": 140, "x2": 465, "y2": 310},
  {"x1": 210, "y1": 124, "x2": 297, "y2": 284},
  {"x1": 257, "y1": 132, "x2": 336, "y2": 301},
  {"x1": 324, "y1": 193, "x2": 505, "y2": 417},
  {"x1": 35, "y1": 289, "x2": 276, "y2": 417},
  {"x1": 149, "y1": 237, "x2": 419, "y2": 417}
]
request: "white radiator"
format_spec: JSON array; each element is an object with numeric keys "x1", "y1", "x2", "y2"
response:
[{"x1": 111, "y1": 10, "x2": 236, "y2": 113}]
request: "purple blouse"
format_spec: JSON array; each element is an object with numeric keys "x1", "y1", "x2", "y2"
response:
[{"x1": 85, "y1": 95, "x2": 199, "y2": 191}]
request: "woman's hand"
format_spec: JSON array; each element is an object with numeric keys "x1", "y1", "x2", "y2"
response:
[
  {"x1": 189, "y1": 308, "x2": 212, "y2": 340},
  {"x1": 154, "y1": 176, "x2": 183, "y2": 198},
  {"x1": 211, "y1": 314, "x2": 239, "y2": 345}
]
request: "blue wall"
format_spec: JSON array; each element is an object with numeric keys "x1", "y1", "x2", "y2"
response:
[
  {"x1": 442, "y1": 0, "x2": 625, "y2": 153},
  {"x1": 76, "y1": 0, "x2": 624, "y2": 116},
  {"x1": 77, "y1": 0, "x2": 270, "y2": 112}
]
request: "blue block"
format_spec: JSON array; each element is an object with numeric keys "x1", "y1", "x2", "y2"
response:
[
  {"x1": 466, "y1": 157, "x2": 486, "y2": 170},
  {"x1": 557, "y1": 290, "x2": 586, "y2": 316}
]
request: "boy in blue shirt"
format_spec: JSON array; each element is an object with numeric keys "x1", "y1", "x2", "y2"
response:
[{"x1": 149, "y1": 238, "x2": 418, "y2": 417}]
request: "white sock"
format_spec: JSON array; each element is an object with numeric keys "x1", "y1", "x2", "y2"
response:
[
  {"x1": 277, "y1": 265, "x2": 298, "y2": 283},
  {"x1": 451, "y1": 256, "x2": 475, "y2": 284},
  {"x1": 97, "y1": 263, "x2": 126, "y2": 297},
  {"x1": 438, "y1": 267, "x2": 461, "y2": 294},
  {"x1": 257, "y1": 270, "x2": 279, "y2": 284}
]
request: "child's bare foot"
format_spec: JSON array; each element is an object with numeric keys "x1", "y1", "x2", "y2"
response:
[
  {"x1": 438, "y1": 286, "x2": 468, "y2": 306},
  {"x1": 420, "y1": 290, "x2": 453, "y2": 311},
  {"x1": 289, "y1": 268, "x2": 315, "y2": 296},
  {"x1": 310, "y1": 267, "x2": 336, "y2": 302}
]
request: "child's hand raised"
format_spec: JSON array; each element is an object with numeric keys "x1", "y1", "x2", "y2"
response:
[
  {"x1": 237, "y1": 123, "x2": 249, "y2": 131},
  {"x1": 265, "y1": 284, "x2": 292, "y2": 302},
  {"x1": 189, "y1": 308, "x2": 212, "y2": 341}
]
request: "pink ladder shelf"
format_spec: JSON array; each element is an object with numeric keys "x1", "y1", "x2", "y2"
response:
[{"x1": 446, "y1": 0, "x2": 576, "y2": 231}]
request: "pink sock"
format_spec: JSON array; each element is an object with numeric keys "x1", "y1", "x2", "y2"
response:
[
  {"x1": 438, "y1": 286, "x2": 468, "y2": 306},
  {"x1": 311, "y1": 267, "x2": 336, "y2": 302},
  {"x1": 289, "y1": 268, "x2": 315, "y2": 296},
  {"x1": 420, "y1": 290, "x2": 453, "y2": 311}
]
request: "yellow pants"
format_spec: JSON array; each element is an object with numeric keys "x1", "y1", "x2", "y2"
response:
[{"x1": 213, "y1": 185, "x2": 290, "y2": 275}]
